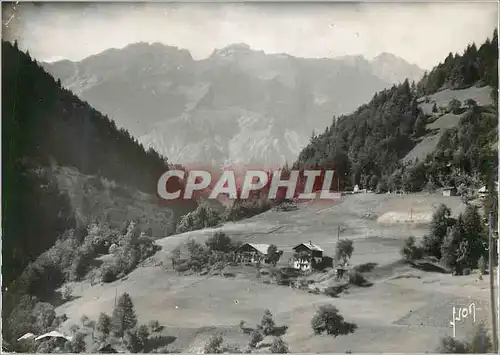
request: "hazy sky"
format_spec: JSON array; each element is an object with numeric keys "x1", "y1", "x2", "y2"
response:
[{"x1": 3, "y1": 1, "x2": 498, "y2": 69}]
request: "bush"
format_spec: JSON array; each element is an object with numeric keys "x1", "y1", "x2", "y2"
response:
[
  {"x1": 97, "y1": 312, "x2": 112, "y2": 342},
  {"x1": 401, "y1": 236, "x2": 423, "y2": 262},
  {"x1": 100, "y1": 264, "x2": 119, "y2": 283},
  {"x1": 176, "y1": 202, "x2": 222, "y2": 234},
  {"x1": 436, "y1": 323, "x2": 492, "y2": 353},
  {"x1": 436, "y1": 336, "x2": 468, "y2": 353},
  {"x1": 224, "y1": 198, "x2": 271, "y2": 222},
  {"x1": 204, "y1": 334, "x2": 224, "y2": 354},
  {"x1": 109, "y1": 243, "x2": 119, "y2": 254},
  {"x1": 335, "y1": 239, "x2": 354, "y2": 266},
  {"x1": 149, "y1": 320, "x2": 163, "y2": 333},
  {"x1": 348, "y1": 270, "x2": 369, "y2": 286},
  {"x1": 324, "y1": 285, "x2": 344, "y2": 298},
  {"x1": 101, "y1": 229, "x2": 160, "y2": 282},
  {"x1": 221, "y1": 343, "x2": 242, "y2": 353},
  {"x1": 66, "y1": 331, "x2": 86, "y2": 353},
  {"x1": 376, "y1": 178, "x2": 388, "y2": 194},
  {"x1": 205, "y1": 232, "x2": 234, "y2": 253},
  {"x1": 467, "y1": 323, "x2": 493, "y2": 353},
  {"x1": 186, "y1": 240, "x2": 211, "y2": 272},
  {"x1": 267, "y1": 244, "x2": 282, "y2": 266},
  {"x1": 448, "y1": 98, "x2": 462, "y2": 114},
  {"x1": 270, "y1": 337, "x2": 289, "y2": 353},
  {"x1": 112, "y1": 292, "x2": 138, "y2": 338},
  {"x1": 422, "y1": 204, "x2": 454, "y2": 259},
  {"x1": 441, "y1": 224, "x2": 462, "y2": 273},
  {"x1": 124, "y1": 328, "x2": 143, "y2": 353},
  {"x1": 248, "y1": 330, "x2": 264, "y2": 348},
  {"x1": 311, "y1": 304, "x2": 357, "y2": 336}
]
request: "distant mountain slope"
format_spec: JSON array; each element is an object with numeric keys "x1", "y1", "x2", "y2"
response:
[
  {"x1": 371, "y1": 52, "x2": 425, "y2": 85},
  {"x1": 43, "y1": 43, "x2": 424, "y2": 166},
  {"x1": 2, "y1": 40, "x2": 195, "y2": 286}
]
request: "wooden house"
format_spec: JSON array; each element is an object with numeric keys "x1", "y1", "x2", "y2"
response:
[
  {"x1": 235, "y1": 243, "x2": 270, "y2": 263},
  {"x1": 291, "y1": 241, "x2": 324, "y2": 271}
]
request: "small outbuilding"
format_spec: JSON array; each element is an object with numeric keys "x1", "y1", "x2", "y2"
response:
[{"x1": 442, "y1": 186, "x2": 456, "y2": 197}]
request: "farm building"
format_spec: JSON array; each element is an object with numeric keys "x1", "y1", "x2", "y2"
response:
[
  {"x1": 235, "y1": 243, "x2": 270, "y2": 263},
  {"x1": 478, "y1": 183, "x2": 498, "y2": 198},
  {"x1": 442, "y1": 186, "x2": 456, "y2": 197},
  {"x1": 291, "y1": 241, "x2": 324, "y2": 271}
]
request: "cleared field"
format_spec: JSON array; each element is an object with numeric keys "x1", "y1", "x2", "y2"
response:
[
  {"x1": 403, "y1": 85, "x2": 493, "y2": 164},
  {"x1": 419, "y1": 85, "x2": 493, "y2": 116},
  {"x1": 56, "y1": 192, "x2": 489, "y2": 353}
]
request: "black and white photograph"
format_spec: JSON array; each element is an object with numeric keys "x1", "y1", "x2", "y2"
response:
[{"x1": 1, "y1": 1, "x2": 499, "y2": 353}]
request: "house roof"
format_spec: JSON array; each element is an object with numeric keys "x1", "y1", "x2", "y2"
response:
[
  {"x1": 293, "y1": 242, "x2": 323, "y2": 252},
  {"x1": 442, "y1": 186, "x2": 456, "y2": 190},
  {"x1": 18, "y1": 332, "x2": 36, "y2": 341},
  {"x1": 478, "y1": 183, "x2": 499, "y2": 193},
  {"x1": 236, "y1": 243, "x2": 270, "y2": 255},
  {"x1": 34, "y1": 331, "x2": 73, "y2": 342},
  {"x1": 98, "y1": 344, "x2": 119, "y2": 353}
]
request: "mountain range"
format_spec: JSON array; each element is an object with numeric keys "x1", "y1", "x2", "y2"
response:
[{"x1": 43, "y1": 42, "x2": 425, "y2": 167}]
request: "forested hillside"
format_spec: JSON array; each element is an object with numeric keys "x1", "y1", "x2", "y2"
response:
[
  {"x1": 295, "y1": 29, "x2": 498, "y2": 193},
  {"x1": 2, "y1": 40, "x2": 192, "y2": 287}
]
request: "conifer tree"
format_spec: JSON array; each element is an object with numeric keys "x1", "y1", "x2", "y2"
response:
[
  {"x1": 97, "y1": 312, "x2": 112, "y2": 342},
  {"x1": 258, "y1": 309, "x2": 276, "y2": 336},
  {"x1": 112, "y1": 293, "x2": 137, "y2": 338}
]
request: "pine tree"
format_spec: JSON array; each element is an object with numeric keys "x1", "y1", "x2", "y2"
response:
[
  {"x1": 432, "y1": 102, "x2": 438, "y2": 113},
  {"x1": 462, "y1": 205, "x2": 487, "y2": 267},
  {"x1": 97, "y1": 312, "x2": 112, "y2": 342},
  {"x1": 441, "y1": 218, "x2": 465, "y2": 274},
  {"x1": 413, "y1": 115, "x2": 426, "y2": 137},
  {"x1": 258, "y1": 309, "x2": 276, "y2": 336},
  {"x1": 124, "y1": 329, "x2": 142, "y2": 353},
  {"x1": 423, "y1": 204, "x2": 453, "y2": 258},
  {"x1": 112, "y1": 293, "x2": 138, "y2": 338}
]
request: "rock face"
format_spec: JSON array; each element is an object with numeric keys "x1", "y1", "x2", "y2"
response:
[{"x1": 43, "y1": 42, "x2": 424, "y2": 167}]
